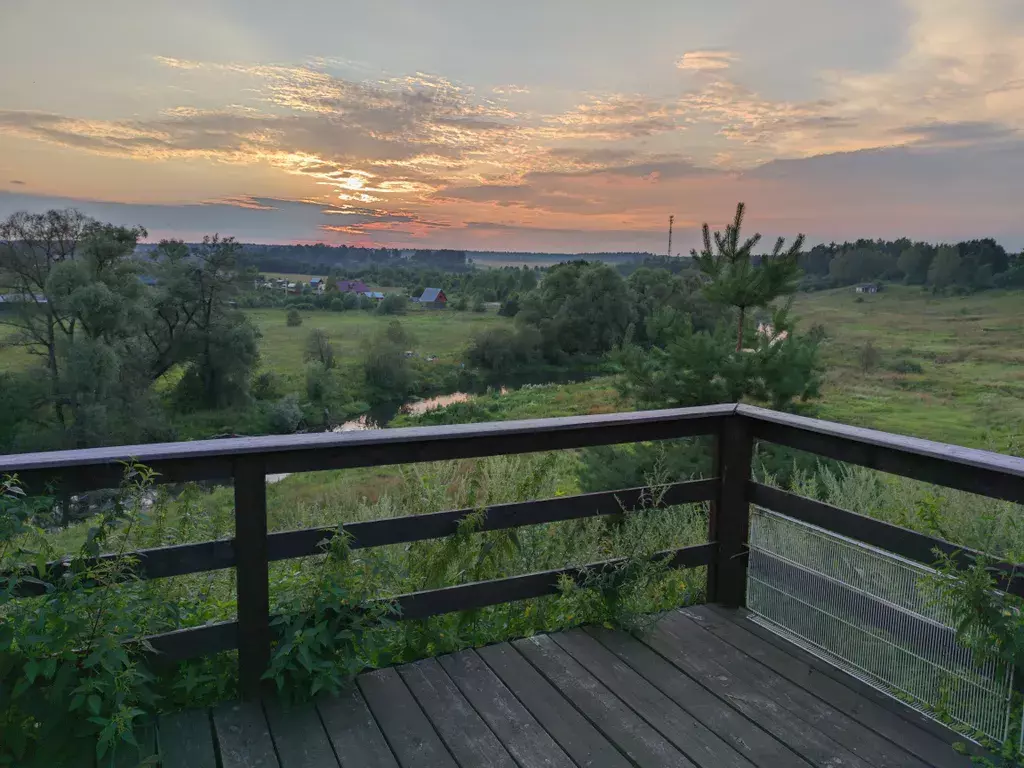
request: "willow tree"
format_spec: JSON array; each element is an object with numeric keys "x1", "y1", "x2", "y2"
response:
[{"x1": 691, "y1": 202, "x2": 804, "y2": 350}]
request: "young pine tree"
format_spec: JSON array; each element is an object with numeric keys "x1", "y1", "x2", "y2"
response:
[{"x1": 692, "y1": 202, "x2": 804, "y2": 351}]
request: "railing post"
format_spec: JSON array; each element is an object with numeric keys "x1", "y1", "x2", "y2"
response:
[
  {"x1": 708, "y1": 413, "x2": 753, "y2": 607},
  {"x1": 233, "y1": 456, "x2": 270, "y2": 699}
]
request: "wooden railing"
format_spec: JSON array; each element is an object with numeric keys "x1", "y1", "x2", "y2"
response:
[{"x1": 2, "y1": 403, "x2": 1023, "y2": 699}]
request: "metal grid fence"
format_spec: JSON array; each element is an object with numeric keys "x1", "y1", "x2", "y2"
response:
[{"x1": 746, "y1": 506, "x2": 1014, "y2": 743}]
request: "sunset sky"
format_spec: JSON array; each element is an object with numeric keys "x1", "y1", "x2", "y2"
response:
[{"x1": 1, "y1": 0, "x2": 1023, "y2": 251}]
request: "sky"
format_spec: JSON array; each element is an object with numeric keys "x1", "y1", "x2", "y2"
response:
[{"x1": 1, "y1": 0, "x2": 1023, "y2": 252}]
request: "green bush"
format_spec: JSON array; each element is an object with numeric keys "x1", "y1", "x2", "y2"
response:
[
  {"x1": 252, "y1": 371, "x2": 285, "y2": 401},
  {"x1": 267, "y1": 394, "x2": 302, "y2": 433},
  {"x1": 376, "y1": 294, "x2": 408, "y2": 316},
  {"x1": 286, "y1": 309, "x2": 303, "y2": 327},
  {"x1": 889, "y1": 359, "x2": 924, "y2": 374}
]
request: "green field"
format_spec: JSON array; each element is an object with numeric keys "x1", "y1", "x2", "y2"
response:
[
  {"x1": 3, "y1": 288, "x2": 1023, "y2": 452},
  {"x1": 247, "y1": 307, "x2": 506, "y2": 382},
  {"x1": 792, "y1": 286, "x2": 1024, "y2": 450}
]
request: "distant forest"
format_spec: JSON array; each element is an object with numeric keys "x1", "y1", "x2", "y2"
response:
[{"x1": 136, "y1": 236, "x2": 1024, "y2": 293}]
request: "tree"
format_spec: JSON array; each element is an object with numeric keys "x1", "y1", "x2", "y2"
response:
[
  {"x1": 287, "y1": 308, "x2": 303, "y2": 326},
  {"x1": 692, "y1": 203, "x2": 803, "y2": 351},
  {"x1": 928, "y1": 245, "x2": 962, "y2": 289},
  {"x1": 897, "y1": 246, "x2": 930, "y2": 285},
  {"x1": 362, "y1": 331, "x2": 412, "y2": 403},
  {"x1": 0, "y1": 210, "x2": 175, "y2": 446},
  {"x1": 497, "y1": 293, "x2": 520, "y2": 318},
  {"x1": 517, "y1": 261, "x2": 635, "y2": 360},
  {"x1": 304, "y1": 328, "x2": 336, "y2": 369},
  {"x1": 376, "y1": 293, "x2": 408, "y2": 315}
]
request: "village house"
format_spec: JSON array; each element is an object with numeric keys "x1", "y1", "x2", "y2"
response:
[
  {"x1": 414, "y1": 287, "x2": 448, "y2": 308},
  {"x1": 333, "y1": 279, "x2": 370, "y2": 294}
]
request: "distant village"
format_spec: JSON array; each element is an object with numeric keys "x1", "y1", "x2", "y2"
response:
[{"x1": 255, "y1": 276, "x2": 448, "y2": 307}]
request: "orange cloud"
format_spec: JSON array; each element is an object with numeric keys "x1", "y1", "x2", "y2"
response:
[{"x1": 677, "y1": 51, "x2": 736, "y2": 71}]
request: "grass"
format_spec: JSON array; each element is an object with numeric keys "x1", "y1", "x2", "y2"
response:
[
  {"x1": 791, "y1": 286, "x2": 1024, "y2": 451},
  {"x1": 247, "y1": 307, "x2": 507, "y2": 387}
]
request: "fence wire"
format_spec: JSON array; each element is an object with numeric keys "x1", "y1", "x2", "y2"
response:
[{"x1": 746, "y1": 506, "x2": 1014, "y2": 744}]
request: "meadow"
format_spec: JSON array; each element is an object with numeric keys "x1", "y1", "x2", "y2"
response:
[
  {"x1": 792, "y1": 286, "x2": 1024, "y2": 451},
  {"x1": 246, "y1": 306, "x2": 506, "y2": 387}
]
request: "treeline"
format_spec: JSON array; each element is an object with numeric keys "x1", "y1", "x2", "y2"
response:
[
  {"x1": 798, "y1": 238, "x2": 1023, "y2": 291},
  {"x1": 199, "y1": 243, "x2": 471, "y2": 274}
]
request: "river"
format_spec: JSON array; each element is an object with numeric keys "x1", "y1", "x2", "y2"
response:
[{"x1": 266, "y1": 391, "x2": 477, "y2": 484}]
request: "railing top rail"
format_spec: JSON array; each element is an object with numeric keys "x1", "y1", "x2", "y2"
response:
[
  {"x1": 738, "y1": 404, "x2": 1024, "y2": 478},
  {"x1": 0, "y1": 403, "x2": 734, "y2": 492},
  {"x1": 738, "y1": 404, "x2": 1024, "y2": 504}
]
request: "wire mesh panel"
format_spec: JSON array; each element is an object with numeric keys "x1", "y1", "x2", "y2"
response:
[{"x1": 747, "y1": 506, "x2": 1013, "y2": 743}]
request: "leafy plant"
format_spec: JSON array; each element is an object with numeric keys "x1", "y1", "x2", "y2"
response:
[
  {"x1": 0, "y1": 465, "x2": 162, "y2": 767},
  {"x1": 263, "y1": 533, "x2": 397, "y2": 702}
]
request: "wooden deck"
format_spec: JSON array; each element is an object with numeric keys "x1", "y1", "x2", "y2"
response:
[{"x1": 135, "y1": 606, "x2": 974, "y2": 768}]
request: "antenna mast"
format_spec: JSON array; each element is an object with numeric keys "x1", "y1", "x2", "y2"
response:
[{"x1": 667, "y1": 215, "x2": 674, "y2": 257}]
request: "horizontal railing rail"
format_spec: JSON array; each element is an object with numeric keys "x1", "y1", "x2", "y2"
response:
[{"x1": 2, "y1": 403, "x2": 1023, "y2": 699}]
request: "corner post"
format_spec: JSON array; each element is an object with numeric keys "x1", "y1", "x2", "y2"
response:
[
  {"x1": 233, "y1": 456, "x2": 270, "y2": 699},
  {"x1": 708, "y1": 413, "x2": 753, "y2": 607}
]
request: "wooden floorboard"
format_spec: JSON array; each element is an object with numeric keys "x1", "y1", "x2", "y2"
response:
[
  {"x1": 357, "y1": 667, "x2": 459, "y2": 768},
  {"x1": 642, "y1": 615, "x2": 878, "y2": 767},
  {"x1": 158, "y1": 709, "x2": 217, "y2": 768},
  {"x1": 695, "y1": 605, "x2": 973, "y2": 768},
  {"x1": 551, "y1": 628, "x2": 758, "y2": 768},
  {"x1": 316, "y1": 687, "x2": 399, "y2": 768},
  {"x1": 212, "y1": 701, "x2": 280, "y2": 768},
  {"x1": 150, "y1": 612, "x2": 972, "y2": 768},
  {"x1": 662, "y1": 610, "x2": 934, "y2": 768},
  {"x1": 398, "y1": 657, "x2": 517, "y2": 768},
  {"x1": 441, "y1": 647, "x2": 582, "y2": 768},
  {"x1": 263, "y1": 699, "x2": 339, "y2": 768},
  {"x1": 514, "y1": 633, "x2": 696, "y2": 767}
]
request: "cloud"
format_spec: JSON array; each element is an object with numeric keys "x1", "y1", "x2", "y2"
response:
[
  {"x1": 893, "y1": 121, "x2": 1019, "y2": 147},
  {"x1": 492, "y1": 85, "x2": 530, "y2": 95},
  {"x1": 676, "y1": 51, "x2": 736, "y2": 71},
  {"x1": 8, "y1": 180, "x2": 25, "y2": 185},
  {"x1": 201, "y1": 195, "x2": 278, "y2": 210}
]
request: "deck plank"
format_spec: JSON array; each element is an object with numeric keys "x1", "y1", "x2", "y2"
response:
[
  {"x1": 263, "y1": 699, "x2": 339, "y2": 768},
  {"x1": 112, "y1": 719, "x2": 156, "y2": 768},
  {"x1": 441, "y1": 647, "x2": 584, "y2": 768},
  {"x1": 357, "y1": 667, "x2": 458, "y2": 768},
  {"x1": 585, "y1": 626, "x2": 811, "y2": 768},
  {"x1": 696, "y1": 605, "x2": 973, "y2": 768},
  {"x1": 552, "y1": 628, "x2": 757, "y2": 768},
  {"x1": 158, "y1": 709, "x2": 217, "y2": 768},
  {"x1": 316, "y1": 687, "x2": 399, "y2": 768},
  {"x1": 398, "y1": 657, "x2": 516, "y2": 768},
  {"x1": 212, "y1": 701, "x2": 281, "y2": 768},
  {"x1": 513, "y1": 634, "x2": 696, "y2": 768},
  {"x1": 642, "y1": 616, "x2": 877, "y2": 767},
  {"x1": 665, "y1": 610, "x2": 933, "y2": 768}
]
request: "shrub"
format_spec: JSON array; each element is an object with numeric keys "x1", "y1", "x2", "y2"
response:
[
  {"x1": 305, "y1": 363, "x2": 339, "y2": 405},
  {"x1": 471, "y1": 296, "x2": 486, "y2": 313},
  {"x1": 286, "y1": 309, "x2": 303, "y2": 327},
  {"x1": 889, "y1": 359, "x2": 923, "y2": 374},
  {"x1": 252, "y1": 371, "x2": 284, "y2": 400},
  {"x1": 267, "y1": 394, "x2": 302, "y2": 433},
  {"x1": 341, "y1": 292, "x2": 360, "y2": 310},
  {"x1": 451, "y1": 296, "x2": 468, "y2": 311},
  {"x1": 376, "y1": 294, "x2": 408, "y2": 316},
  {"x1": 859, "y1": 340, "x2": 881, "y2": 372},
  {"x1": 304, "y1": 328, "x2": 336, "y2": 369},
  {"x1": 329, "y1": 297, "x2": 345, "y2": 312}
]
